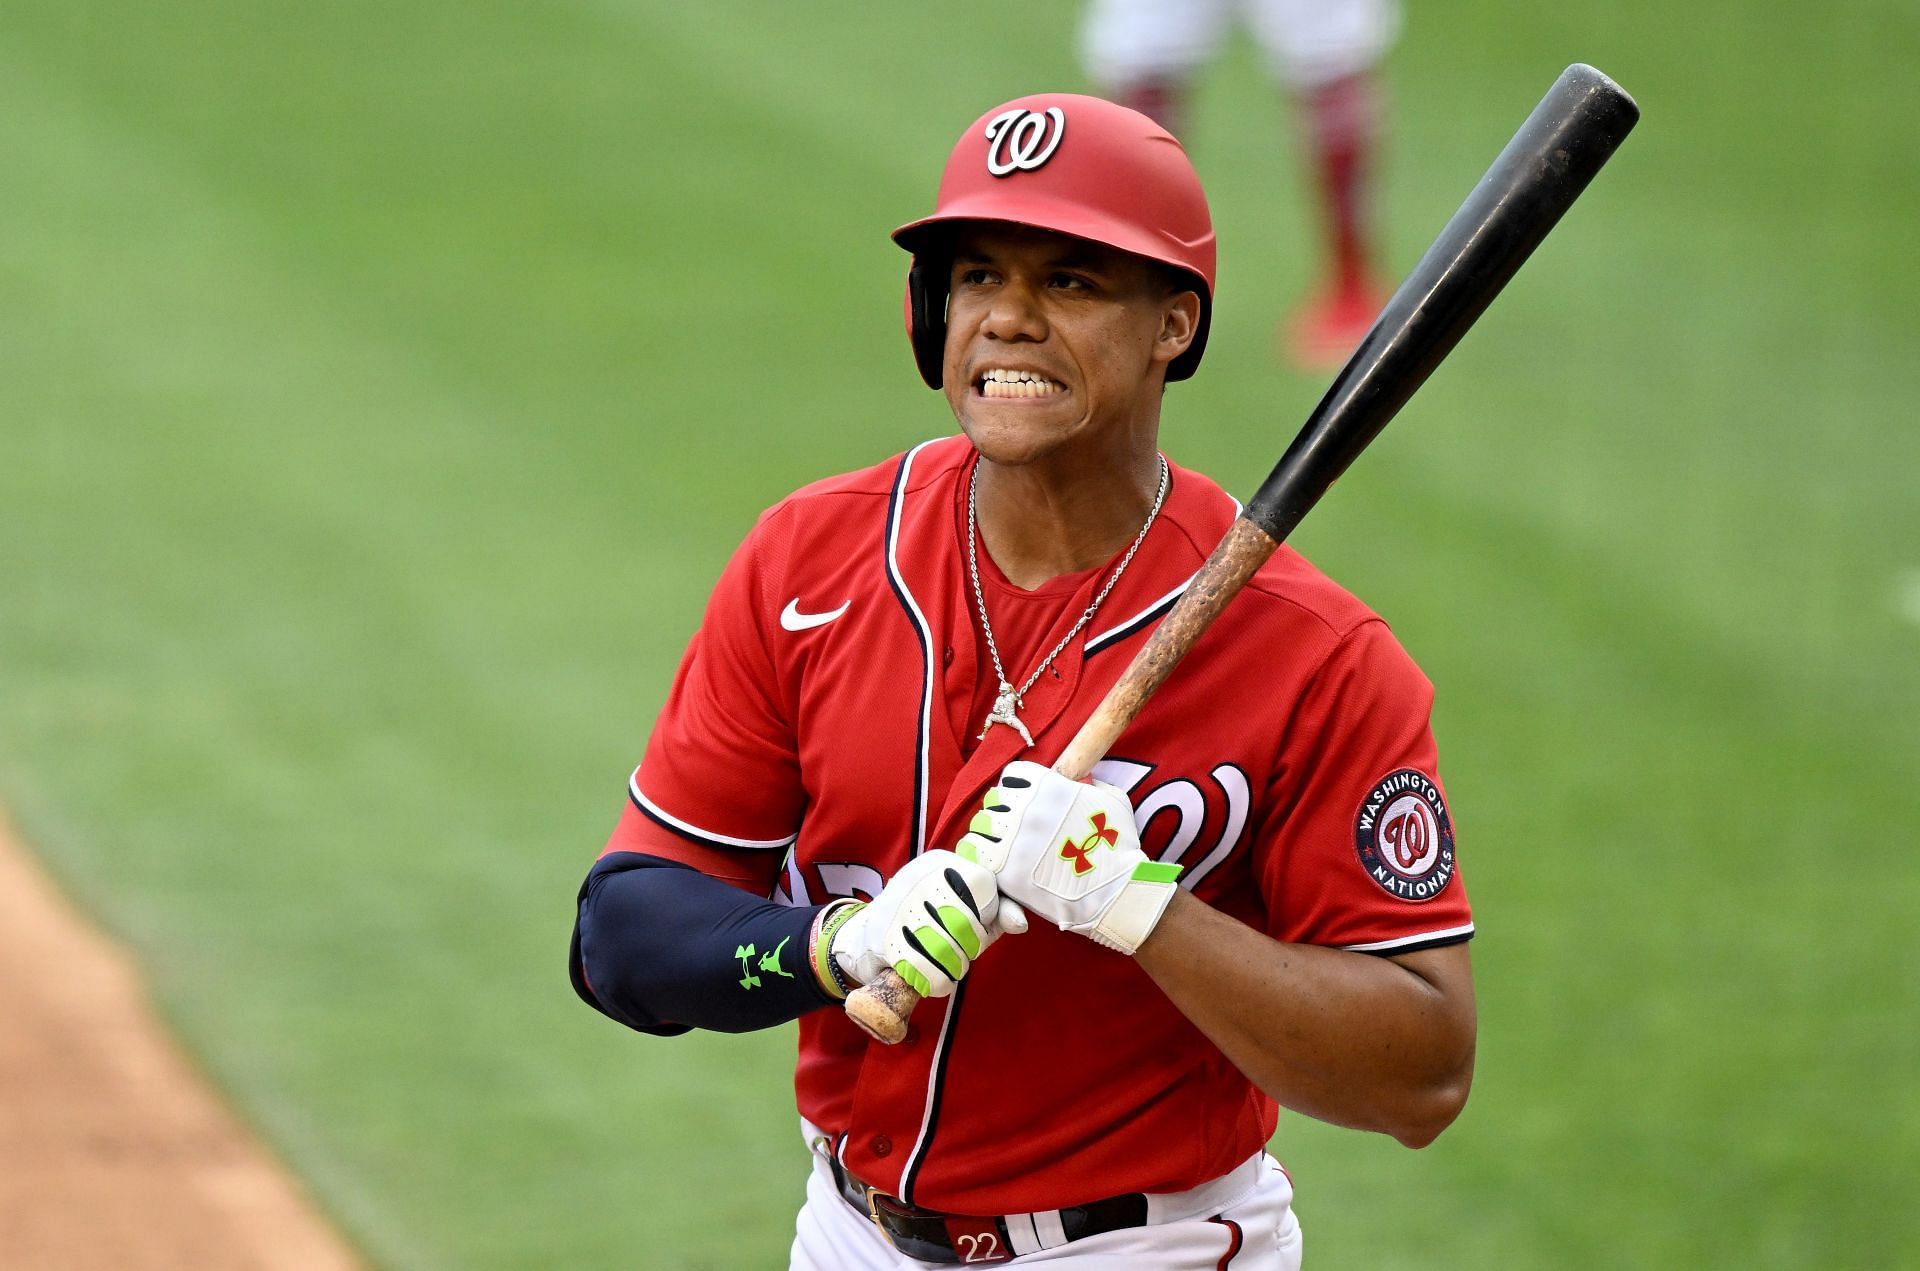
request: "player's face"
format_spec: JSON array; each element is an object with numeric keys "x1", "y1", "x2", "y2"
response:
[{"x1": 940, "y1": 225, "x2": 1198, "y2": 470}]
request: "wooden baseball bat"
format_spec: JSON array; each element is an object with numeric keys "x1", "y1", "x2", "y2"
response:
[{"x1": 844, "y1": 64, "x2": 1639, "y2": 1045}]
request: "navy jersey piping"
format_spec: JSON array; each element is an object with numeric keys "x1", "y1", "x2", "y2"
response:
[{"x1": 883, "y1": 439, "x2": 940, "y2": 860}]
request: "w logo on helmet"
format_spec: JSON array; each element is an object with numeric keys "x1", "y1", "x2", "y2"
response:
[
  {"x1": 1058, "y1": 812, "x2": 1120, "y2": 875},
  {"x1": 984, "y1": 107, "x2": 1066, "y2": 177}
]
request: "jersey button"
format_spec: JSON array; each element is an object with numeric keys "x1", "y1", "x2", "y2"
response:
[{"x1": 871, "y1": 1136, "x2": 893, "y2": 1158}]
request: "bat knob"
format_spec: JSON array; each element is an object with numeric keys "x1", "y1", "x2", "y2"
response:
[{"x1": 845, "y1": 971, "x2": 918, "y2": 1045}]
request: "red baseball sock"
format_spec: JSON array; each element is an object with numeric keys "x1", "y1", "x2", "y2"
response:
[
  {"x1": 1300, "y1": 71, "x2": 1383, "y2": 299},
  {"x1": 1117, "y1": 80, "x2": 1185, "y2": 140}
]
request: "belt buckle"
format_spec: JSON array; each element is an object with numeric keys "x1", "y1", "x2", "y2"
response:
[{"x1": 865, "y1": 1187, "x2": 914, "y2": 1255}]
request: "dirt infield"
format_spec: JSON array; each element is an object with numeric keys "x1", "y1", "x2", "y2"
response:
[{"x1": 0, "y1": 811, "x2": 363, "y2": 1270}]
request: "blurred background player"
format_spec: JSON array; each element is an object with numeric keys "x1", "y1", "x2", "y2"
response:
[{"x1": 1080, "y1": 0, "x2": 1400, "y2": 368}]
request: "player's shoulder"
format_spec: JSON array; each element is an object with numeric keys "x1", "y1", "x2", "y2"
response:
[
  {"x1": 1239, "y1": 548, "x2": 1429, "y2": 699},
  {"x1": 755, "y1": 434, "x2": 968, "y2": 529},
  {"x1": 1246, "y1": 547, "x2": 1388, "y2": 641},
  {"x1": 1160, "y1": 457, "x2": 1384, "y2": 646},
  {"x1": 732, "y1": 435, "x2": 967, "y2": 587}
]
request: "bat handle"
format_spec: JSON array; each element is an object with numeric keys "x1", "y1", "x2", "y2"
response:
[
  {"x1": 837, "y1": 740, "x2": 1134, "y2": 1042},
  {"x1": 842, "y1": 520, "x2": 1282, "y2": 1044},
  {"x1": 845, "y1": 970, "x2": 917, "y2": 1044}
]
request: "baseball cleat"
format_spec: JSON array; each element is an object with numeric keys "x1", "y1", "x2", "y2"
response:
[{"x1": 1282, "y1": 283, "x2": 1389, "y2": 372}]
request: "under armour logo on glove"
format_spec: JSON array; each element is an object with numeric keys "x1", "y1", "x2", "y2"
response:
[
  {"x1": 984, "y1": 107, "x2": 1065, "y2": 176},
  {"x1": 957, "y1": 762, "x2": 1182, "y2": 956},
  {"x1": 1058, "y1": 812, "x2": 1120, "y2": 876}
]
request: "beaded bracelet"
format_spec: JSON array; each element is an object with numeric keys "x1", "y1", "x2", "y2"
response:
[{"x1": 809, "y1": 899, "x2": 864, "y2": 1001}]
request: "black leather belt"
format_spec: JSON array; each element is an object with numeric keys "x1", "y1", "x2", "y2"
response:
[{"x1": 831, "y1": 1156, "x2": 1149, "y2": 1264}]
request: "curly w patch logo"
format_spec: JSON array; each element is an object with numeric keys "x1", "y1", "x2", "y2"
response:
[{"x1": 1059, "y1": 812, "x2": 1120, "y2": 875}]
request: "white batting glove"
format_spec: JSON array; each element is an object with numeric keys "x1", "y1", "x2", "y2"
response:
[
  {"x1": 829, "y1": 850, "x2": 1028, "y2": 998},
  {"x1": 956, "y1": 761, "x2": 1182, "y2": 955}
]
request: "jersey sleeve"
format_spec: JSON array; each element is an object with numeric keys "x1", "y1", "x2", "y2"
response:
[
  {"x1": 615, "y1": 516, "x2": 804, "y2": 878},
  {"x1": 1252, "y1": 618, "x2": 1473, "y2": 955}
]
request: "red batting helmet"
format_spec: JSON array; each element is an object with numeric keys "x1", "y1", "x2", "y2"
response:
[{"x1": 892, "y1": 92, "x2": 1217, "y2": 390}]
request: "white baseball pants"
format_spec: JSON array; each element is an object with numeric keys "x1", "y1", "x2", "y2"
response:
[
  {"x1": 789, "y1": 1149, "x2": 1304, "y2": 1269},
  {"x1": 1081, "y1": 0, "x2": 1401, "y2": 92}
]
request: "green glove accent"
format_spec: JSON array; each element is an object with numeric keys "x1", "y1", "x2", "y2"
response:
[
  {"x1": 831, "y1": 848, "x2": 1010, "y2": 1000},
  {"x1": 937, "y1": 904, "x2": 984, "y2": 958},
  {"x1": 893, "y1": 958, "x2": 933, "y2": 997},
  {"x1": 911, "y1": 921, "x2": 965, "y2": 980}
]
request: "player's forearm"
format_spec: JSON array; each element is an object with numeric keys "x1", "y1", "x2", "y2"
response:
[
  {"x1": 570, "y1": 852, "x2": 836, "y2": 1034},
  {"x1": 1133, "y1": 889, "x2": 1476, "y2": 1148}
]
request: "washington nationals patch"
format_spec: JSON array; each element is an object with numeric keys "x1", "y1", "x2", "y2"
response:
[{"x1": 1354, "y1": 769, "x2": 1456, "y2": 902}]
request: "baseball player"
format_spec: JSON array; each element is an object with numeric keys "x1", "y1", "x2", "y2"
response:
[
  {"x1": 1079, "y1": 0, "x2": 1400, "y2": 369},
  {"x1": 570, "y1": 94, "x2": 1475, "y2": 1268}
]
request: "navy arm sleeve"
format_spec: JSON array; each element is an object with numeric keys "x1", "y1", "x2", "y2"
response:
[{"x1": 569, "y1": 852, "x2": 838, "y2": 1035}]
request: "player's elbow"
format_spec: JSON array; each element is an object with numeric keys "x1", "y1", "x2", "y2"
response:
[
  {"x1": 1389, "y1": 1044, "x2": 1475, "y2": 1149},
  {"x1": 1377, "y1": 943, "x2": 1477, "y2": 1148},
  {"x1": 1389, "y1": 1077, "x2": 1471, "y2": 1149}
]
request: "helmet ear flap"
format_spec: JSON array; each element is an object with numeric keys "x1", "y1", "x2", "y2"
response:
[{"x1": 906, "y1": 258, "x2": 948, "y2": 390}]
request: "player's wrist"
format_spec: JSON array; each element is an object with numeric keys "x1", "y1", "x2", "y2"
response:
[
  {"x1": 1072, "y1": 859, "x2": 1183, "y2": 955},
  {"x1": 810, "y1": 899, "x2": 864, "y2": 1000}
]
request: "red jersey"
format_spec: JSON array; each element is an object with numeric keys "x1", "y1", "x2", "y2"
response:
[{"x1": 604, "y1": 435, "x2": 1472, "y2": 1213}]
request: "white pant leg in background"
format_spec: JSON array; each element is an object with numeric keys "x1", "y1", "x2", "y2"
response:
[
  {"x1": 1080, "y1": 0, "x2": 1237, "y2": 90},
  {"x1": 789, "y1": 1151, "x2": 1303, "y2": 1270},
  {"x1": 1246, "y1": 0, "x2": 1400, "y2": 89},
  {"x1": 1081, "y1": 0, "x2": 1399, "y2": 92}
]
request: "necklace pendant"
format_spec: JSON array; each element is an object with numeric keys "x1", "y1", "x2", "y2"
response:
[{"x1": 980, "y1": 683, "x2": 1035, "y2": 747}]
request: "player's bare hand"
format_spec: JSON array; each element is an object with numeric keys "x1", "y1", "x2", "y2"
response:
[
  {"x1": 957, "y1": 761, "x2": 1182, "y2": 955},
  {"x1": 830, "y1": 850, "x2": 1027, "y2": 999}
]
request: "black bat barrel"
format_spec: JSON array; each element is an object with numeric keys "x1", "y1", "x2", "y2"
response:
[{"x1": 1243, "y1": 63, "x2": 1640, "y2": 541}]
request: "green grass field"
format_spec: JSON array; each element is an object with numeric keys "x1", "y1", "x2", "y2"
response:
[{"x1": 3, "y1": 2, "x2": 1916, "y2": 1266}]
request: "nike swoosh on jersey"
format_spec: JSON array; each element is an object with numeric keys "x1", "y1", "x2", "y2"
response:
[{"x1": 779, "y1": 598, "x2": 850, "y2": 631}]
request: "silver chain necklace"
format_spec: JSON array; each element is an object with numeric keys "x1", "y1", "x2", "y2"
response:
[{"x1": 968, "y1": 454, "x2": 1170, "y2": 746}]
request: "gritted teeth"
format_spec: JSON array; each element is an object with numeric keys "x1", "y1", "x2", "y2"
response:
[{"x1": 978, "y1": 368, "x2": 1066, "y2": 399}]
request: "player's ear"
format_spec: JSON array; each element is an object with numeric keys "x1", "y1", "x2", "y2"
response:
[{"x1": 1152, "y1": 289, "x2": 1202, "y2": 365}]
